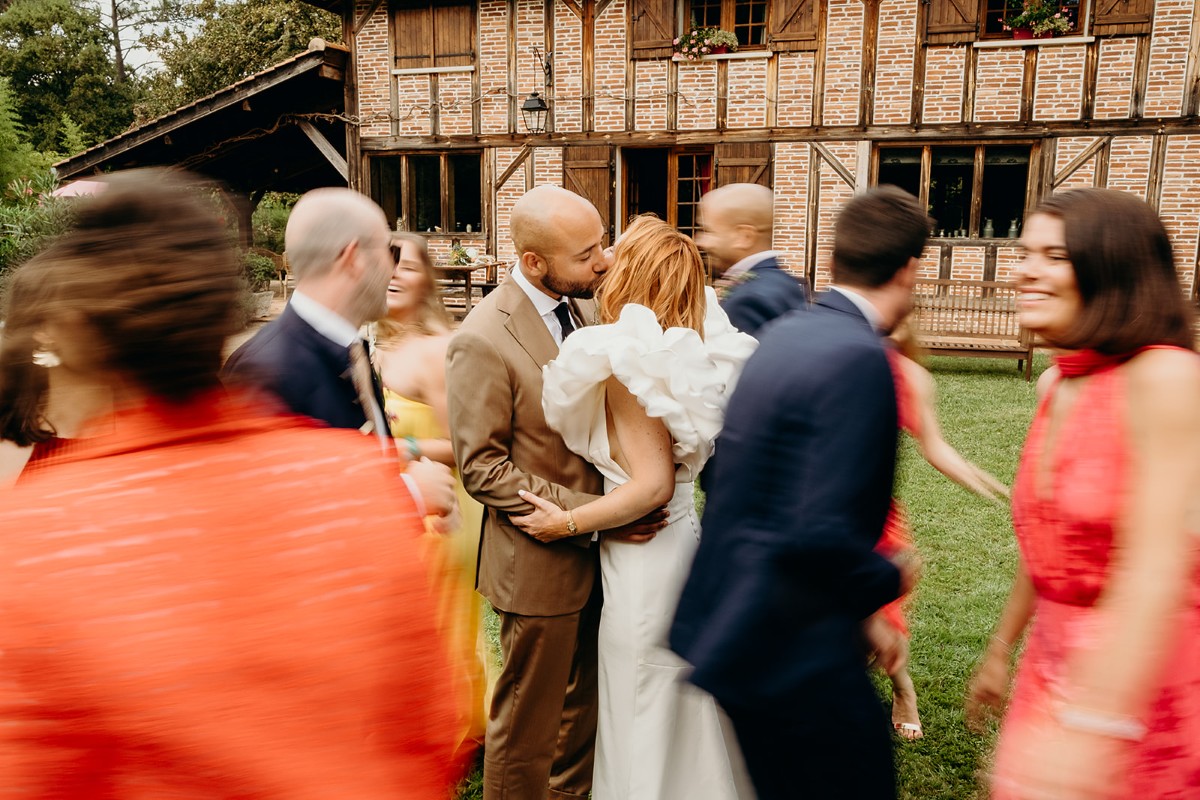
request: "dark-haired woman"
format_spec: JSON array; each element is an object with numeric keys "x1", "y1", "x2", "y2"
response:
[{"x1": 966, "y1": 188, "x2": 1200, "y2": 799}]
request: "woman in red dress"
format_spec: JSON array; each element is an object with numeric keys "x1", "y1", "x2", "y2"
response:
[{"x1": 966, "y1": 188, "x2": 1200, "y2": 798}]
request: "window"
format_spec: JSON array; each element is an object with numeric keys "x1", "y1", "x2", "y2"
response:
[
  {"x1": 391, "y1": 0, "x2": 473, "y2": 70},
  {"x1": 686, "y1": 0, "x2": 769, "y2": 47},
  {"x1": 623, "y1": 148, "x2": 714, "y2": 240},
  {"x1": 370, "y1": 152, "x2": 483, "y2": 235},
  {"x1": 925, "y1": 0, "x2": 1152, "y2": 43},
  {"x1": 876, "y1": 144, "x2": 1032, "y2": 239},
  {"x1": 980, "y1": 0, "x2": 1082, "y2": 37}
]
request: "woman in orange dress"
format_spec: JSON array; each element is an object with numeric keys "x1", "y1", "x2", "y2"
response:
[
  {"x1": 0, "y1": 171, "x2": 460, "y2": 798},
  {"x1": 373, "y1": 233, "x2": 492, "y2": 774},
  {"x1": 877, "y1": 325, "x2": 1009, "y2": 740},
  {"x1": 967, "y1": 188, "x2": 1200, "y2": 799}
]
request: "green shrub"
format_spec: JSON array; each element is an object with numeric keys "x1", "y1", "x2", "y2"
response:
[
  {"x1": 242, "y1": 251, "x2": 277, "y2": 292},
  {"x1": 251, "y1": 193, "x2": 297, "y2": 253}
]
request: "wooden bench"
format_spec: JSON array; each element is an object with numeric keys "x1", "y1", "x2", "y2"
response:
[{"x1": 911, "y1": 278, "x2": 1035, "y2": 381}]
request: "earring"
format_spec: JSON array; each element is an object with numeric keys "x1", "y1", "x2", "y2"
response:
[{"x1": 31, "y1": 345, "x2": 61, "y2": 369}]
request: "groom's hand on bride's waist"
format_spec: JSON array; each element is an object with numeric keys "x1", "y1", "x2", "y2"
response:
[{"x1": 604, "y1": 507, "x2": 669, "y2": 544}]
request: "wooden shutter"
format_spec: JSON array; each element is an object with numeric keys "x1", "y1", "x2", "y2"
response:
[
  {"x1": 631, "y1": 0, "x2": 675, "y2": 59},
  {"x1": 563, "y1": 146, "x2": 615, "y2": 245},
  {"x1": 769, "y1": 0, "x2": 819, "y2": 52},
  {"x1": 924, "y1": 0, "x2": 980, "y2": 44},
  {"x1": 714, "y1": 142, "x2": 773, "y2": 188},
  {"x1": 393, "y1": 2, "x2": 433, "y2": 69},
  {"x1": 1092, "y1": 0, "x2": 1154, "y2": 35},
  {"x1": 433, "y1": 2, "x2": 473, "y2": 67}
]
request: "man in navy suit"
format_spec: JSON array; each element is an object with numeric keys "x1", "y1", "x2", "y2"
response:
[
  {"x1": 671, "y1": 187, "x2": 929, "y2": 799},
  {"x1": 696, "y1": 183, "x2": 808, "y2": 338},
  {"x1": 222, "y1": 188, "x2": 453, "y2": 514}
]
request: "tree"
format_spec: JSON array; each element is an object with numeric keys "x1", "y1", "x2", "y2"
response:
[
  {"x1": 81, "y1": 0, "x2": 189, "y2": 85},
  {"x1": 139, "y1": 0, "x2": 339, "y2": 120},
  {"x1": 0, "y1": 76, "x2": 37, "y2": 189},
  {"x1": 0, "y1": 0, "x2": 135, "y2": 151}
]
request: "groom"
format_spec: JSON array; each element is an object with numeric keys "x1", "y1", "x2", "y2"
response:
[
  {"x1": 447, "y1": 185, "x2": 661, "y2": 800},
  {"x1": 671, "y1": 186, "x2": 928, "y2": 799}
]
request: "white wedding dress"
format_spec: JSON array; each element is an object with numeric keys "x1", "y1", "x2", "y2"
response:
[{"x1": 543, "y1": 288, "x2": 758, "y2": 800}]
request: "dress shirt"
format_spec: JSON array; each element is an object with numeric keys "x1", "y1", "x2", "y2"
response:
[
  {"x1": 720, "y1": 250, "x2": 783, "y2": 283},
  {"x1": 828, "y1": 285, "x2": 884, "y2": 334},
  {"x1": 512, "y1": 265, "x2": 576, "y2": 345}
]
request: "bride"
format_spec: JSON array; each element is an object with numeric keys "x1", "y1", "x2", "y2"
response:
[{"x1": 511, "y1": 215, "x2": 758, "y2": 799}]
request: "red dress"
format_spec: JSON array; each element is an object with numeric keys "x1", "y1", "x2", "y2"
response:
[
  {"x1": 993, "y1": 355, "x2": 1200, "y2": 798},
  {"x1": 877, "y1": 349, "x2": 920, "y2": 636}
]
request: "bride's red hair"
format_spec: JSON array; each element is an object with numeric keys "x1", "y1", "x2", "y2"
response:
[{"x1": 598, "y1": 215, "x2": 706, "y2": 337}]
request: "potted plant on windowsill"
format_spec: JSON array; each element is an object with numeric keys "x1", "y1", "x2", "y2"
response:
[
  {"x1": 1004, "y1": 0, "x2": 1071, "y2": 38},
  {"x1": 673, "y1": 26, "x2": 739, "y2": 60}
]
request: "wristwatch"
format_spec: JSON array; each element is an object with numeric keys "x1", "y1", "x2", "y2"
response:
[{"x1": 566, "y1": 509, "x2": 578, "y2": 535}]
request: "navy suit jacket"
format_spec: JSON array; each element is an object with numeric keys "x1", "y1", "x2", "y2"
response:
[
  {"x1": 719, "y1": 256, "x2": 808, "y2": 338},
  {"x1": 671, "y1": 290, "x2": 901, "y2": 714},
  {"x1": 221, "y1": 305, "x2": 382, "y2": 431}
]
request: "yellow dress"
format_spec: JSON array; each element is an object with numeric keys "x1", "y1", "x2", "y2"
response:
[{"x1": 384, "y1": 388, "x2": 492, "y2": 771}]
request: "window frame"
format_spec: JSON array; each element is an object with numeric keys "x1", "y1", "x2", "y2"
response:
[
  {"x1": 977, "y1": 0, "x2": 1087, "y2": 39},
  {"x1": 684, "y1": 0, "x2": 770, "y2": 50},
  {"x1": 621, "y1": 146, "x2": 715, "y2": 241},
  {"x1": 872, "y1": 140, "x2": 1040, "y2": 241},
  {"x1": 369, "y1": 151, "x2": 485, "y2": 237}
]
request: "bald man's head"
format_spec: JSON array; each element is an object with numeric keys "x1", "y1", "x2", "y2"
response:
[
  {"x1": 695, "y1": 183, "x2": 775, "y2": 275},
  {"x1": 285, "y1": 188, "x2": 390, "y2": 281},
  {"x1": 509, "y1": 185, "x2": 608, "y2": 299}
]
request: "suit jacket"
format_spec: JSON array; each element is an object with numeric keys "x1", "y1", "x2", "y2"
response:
[
  {"x1": 720, "y1": 256, "x2": 809, "y2": 338},
  {"x1": 221, "y1": 305, "x2": 384, "y2": 431},
  {"x1": 670, "y1": 289, "x2": 902, "y2": 715},
  {"x1": 446, "y1": 278, "x2": 603, "y2": 617}
]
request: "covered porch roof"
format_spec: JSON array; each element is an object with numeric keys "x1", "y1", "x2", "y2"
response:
[{"x1": 54, "y1": 39, "x2": 350, "y2": 196}]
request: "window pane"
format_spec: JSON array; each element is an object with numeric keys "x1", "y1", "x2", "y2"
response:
[
  {"x1": 408, "y1": 155, "x2": 442, "y2": 232},
  {"x1": 981, "y1": 146, "x2": 1030, "y2": 238},
  {"x1": 370, "y1": 157, "x2": 402, "y2": 231},
  {"x1": 676, "y1": 153, "x2": 712, "y2": 240},
  {"x1": 877, "y1": 147, "x2": 922, "y2": 200},
  {"x1": 625, "y1": 149, "x2": 669, "y2": 222},
  {"x1": 929, "y1": 146, "x2": 974, "y2": 236},
  {"x1": 688, "y1": 0, "x2": 722, "y2": 28},
  {"x1": 983, "y1": 0, "x2": 1010, "y2": 34},
  {"x1": 734, "y1": 0, "x2": 768, "y2": 46},
  {"x1": 449, "y1": 153, "x2": 481, "y2": 233}
]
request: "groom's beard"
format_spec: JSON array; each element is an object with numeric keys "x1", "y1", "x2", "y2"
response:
[{"x1": 544, "y1": 272, "x2": 599, "y2": 300}]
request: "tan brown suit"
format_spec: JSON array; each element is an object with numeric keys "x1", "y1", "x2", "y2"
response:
[{"x1": 447, "y1": 277, "x2": 603, "y2": 800}]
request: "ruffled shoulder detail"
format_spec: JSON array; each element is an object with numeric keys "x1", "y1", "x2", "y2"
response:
[{"x1": 542, "y1": 287, "x2": 757, "y2": 481}]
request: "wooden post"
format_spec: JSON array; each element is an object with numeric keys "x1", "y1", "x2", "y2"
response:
[
  {"x1": 1080, "y1": 39, "x2": 1099, "y2": 120},
  {"x1": 805, "y1": 144, "x2": 820, "y2": 291},
  {"x1": 1020, "y1": 46, "x2": 1037, "y2": 123},
  {"x1": 544, "y1": 0, "x2": 556, "y2": 133},
  {"x1": 507, "y1": 0, "x2": 518, "y2": 134},
  {"x1": 961, "y1": 45, "x2": 977, "y2": 123},
  {"x1": 1146, "y1": 133, "x2": 1166, "y2": 211},
  {"x1": 859, "y1": 0, "x2": 881, "y2": 127},
  {"x1": 1093, "y1": 136, "x2": 1111, "y2": 188},
  {"x1": 716, "y1": 59, "x2": 729, "y2": 130},
  {"x1": 582, "y1": 0, "x2": 595, "y2": 131},
  {"x1": 1130, "y1": 36, "x2": 1151, "y2": 118},
  {"x1": 1184, "y1": 0, "x2": 1200, "y2": 117},
  {"x1": 812, "y1": 0, "x2": 829, "y2": 125}
]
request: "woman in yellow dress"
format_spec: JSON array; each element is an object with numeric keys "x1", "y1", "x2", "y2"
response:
[{"x1": 373, "y1": 233, "x2": 491, "y2": 773}]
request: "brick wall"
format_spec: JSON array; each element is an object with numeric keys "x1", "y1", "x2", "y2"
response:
[
  {"x1": 1033, "y1": 45, "x2": 1085, "y2": 121},
  {"x1": 973, "y1": 49, "x2": 1024, "y2": 122},
  {"x1": 357, "y1": 0, "x2": 392, "y2": 136},
  {"x1": 439, "y1": 73, "x2": 474, "y2": 135},
  {"x1": 1159, "y1": 135, "x2": 1200, "y2": 296},
  {"x1": 634, "y1": 60, "x2": 669, "y2": 130},
  {"x1": 727, "y1": 59, "x2": 769, "y2": 128},
  {"x1": 822, "y1": 0, "x2": 863, "y2": 125},
  {"x1": 776, "y1": 53, "x2": 815, "y2": 127},
  {"x1": 1143, "y1": 0, "x2": 1193, "y2": 117},
  {"x1": 677, "y1": 61, "x2": 718, "y2": 129},
  {"x1": 813, "y1": 142, "x2": 858, "y2": 288},
  {"x1": 1094, "y1": 38, "x2": 1136, "y2": 119},
  {"x1": 594, "y1": 0, "x2": 626, "y2": 131},
  {"x1": 1105, "y1": 135, "x2": 1153, "y2": 196},
  {"x1": 772, "y1": 142, "x2": 811, "y2": 278},
  {"x1": 994, "y1": 246, "x2": 1023, "y2": 281},
  {"x1": 922, "y1": 47, "x2": 964, "y2": 123},
  {"x1": 873, "y1": 0, "x2": 915, "y2": 124},
  {"x1": 553, "y1": 3, "x2": 583, "y2": 132},
  {"x1": 951, "y1": 246, "x2": 986, "y2": 280},
  {"x1": 1054, "y1": 136, "x2": 1098, "y2": 189},
  {"x1": 493, "y1": 147, "x2": 528, "y2": 264},
  {"x1": 479, "y1": 0, "x2": 510, "y2": 134}
]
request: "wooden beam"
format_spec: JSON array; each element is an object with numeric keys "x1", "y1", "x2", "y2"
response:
[
  {"x1": 766, "y1": 49, "x2": 780, "y2": 128},
  {"x1": 1146, "y1": 133, "x2": 1166, "y2": 211},
  {"x1": 812, "y1": 0, "x2": 829, "y2": 125},
  {"x1": 298, "y1": 121, "x2": 349, "y2": 180},
  {"x1": 1130, "y1": 35, "x2": 1151, "y2": 118},
  {"x1": 1020, "y1": 46, "x2": 1037, "y2": 123},
  {"x1": 1033, "y1": 137, "x2": 1055, "y2": 206},
  {"x1": 507, "y1": 0, "x2": 518, "y2": 134},
  {"x1": 545, "y1": 0, "x2": 556, "y2": 133},
  {"x1": 910, "y1": 0, "x2": 928, "y2": 125},
  {"x1": 1093, "y1": 136, "x2": 1111, "y2": 188},
  {"x1": 1080, "y1": 39, "x2": 1099, "y2": 120},
  {"x1": 624, "y1": 0, "x2": 636, "y2": 131},
  {"x1": 582, "y1": 0, "x2": 595, "y2": 131},
  {"x1": 805, "y1": 145, "x2": 820, "y2": 291},
  {"x1": 496, "y1": 143, "x2": 533, "y2": 187},
  {"x1": 716, "y1": 59, "x2": 729, "y2": 130},
  {"x1": 357, "y1": 116, "x2": 1200, "y2": 151},
  {"x1": 596, "y1": 0, "x2": 615, "y2": 15},
  {"x1": 354, "y1": 0, "x2": 384, "y2": 36},
  {"x1": 341, "y1": 7, "x2": 360, "y2": 191},
  {"x1": 560, "y1": 0, "x2": 583, "y2": 18},
  {"x1": 812, "y1": 141, "x2": 856, "y2": 188},
  {"x1": 1052, "y1": 135, "x2": 1109, "y2": 187},
  {"x1": 859, "y1": 0, "x2": 881, "y2": 126},
  {"x1": 1184, "y1": 0, "x2": 1200, "y2": 117}
]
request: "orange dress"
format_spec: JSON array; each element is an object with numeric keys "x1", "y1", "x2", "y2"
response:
[
  {"x1": 993, "y1": 353, "x2": 1200, "y2": 798},
  {"x1": 877, "y1": 349, "x2": 920, "y2": 636},
  {"x1": 0, "y1": 390, "x2": 461, "y2": 798}
]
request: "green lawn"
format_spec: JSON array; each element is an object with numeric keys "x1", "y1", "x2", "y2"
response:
[{"x1": 456, "y1": 354, "x2": 1046, "y2": 800}]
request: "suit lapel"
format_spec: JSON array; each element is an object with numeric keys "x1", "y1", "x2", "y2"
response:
[
  {"x1": 496, "y1": 279, "x2": 560, "y2": 368},
  {"x1": 815, "y1": 289, "x2": 877, "y2": 332}
]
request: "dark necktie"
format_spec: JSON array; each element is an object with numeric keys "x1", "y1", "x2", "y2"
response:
[
  {"x1": 349, "y1": 339, "x2": 388, "y2": 446},
  {"x1": 553, "y1": 302, "x2": 576, "y2": 341}
]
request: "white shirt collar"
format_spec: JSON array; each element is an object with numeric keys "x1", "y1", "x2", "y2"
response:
[
  {"x1": 512, "y1": 264, "x2": 573, "y2": 344},
  {"x1": 722, "y1": 250, "x2": 782, "y2": 281},
  {"x1": 828, "y1": 285, "x2": 884, "y2": 333},
  {"x1": 289, "y1": 290, "x2": 361, "y2": 348}
]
